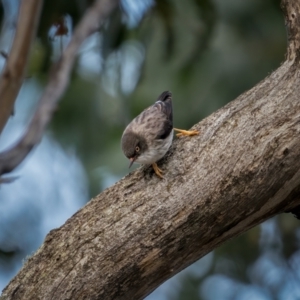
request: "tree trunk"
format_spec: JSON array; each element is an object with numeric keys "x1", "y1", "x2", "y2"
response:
[{"x1": 2, "y1": 0, "x2": 300, "y2": 299}]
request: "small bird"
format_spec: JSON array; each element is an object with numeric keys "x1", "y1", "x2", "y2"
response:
[{"x1": 121, "y1": 91, "x2": 198, "y2": 178}]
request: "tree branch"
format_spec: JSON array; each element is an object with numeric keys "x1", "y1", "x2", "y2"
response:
[
  {"x1": 0, "y1": 0, "x2": 42, "y2": 134},
  {"x1": 0, "y1": 0, "x2": 119, "y2": 177},
  {"x1": 2, "y1": 0, "x2": 300, "y2": 299}
]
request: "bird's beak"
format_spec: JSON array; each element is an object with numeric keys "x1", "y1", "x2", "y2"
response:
[{"x1": 129, "y1": 157, "x2": 135, "y2": 168}]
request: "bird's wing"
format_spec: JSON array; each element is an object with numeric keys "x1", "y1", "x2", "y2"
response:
[
  {"x1": 152, "y1": 91, "x2": 173, "y2": 139},
  {"x1": 154, "y1": 114, "x2": 173, "y2": 139},
  {"x1": 130, "y1": 91, "x2": 173, "y2": 140},
  {"x1": 153, "y1": 91, "x2": 173, "y2": 124}
]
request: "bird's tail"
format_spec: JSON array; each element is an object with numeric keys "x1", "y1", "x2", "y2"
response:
[
  {"x1": 157, "y1": 91, "x2": 172, "y2": 103},
  {"x1": 155, "y1": 91, "x2": 173, "y2": 123}
]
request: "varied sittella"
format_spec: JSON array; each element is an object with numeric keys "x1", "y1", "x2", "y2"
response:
[{"x1": 121, "y1": 91, "x2": 198, "y2": 178}]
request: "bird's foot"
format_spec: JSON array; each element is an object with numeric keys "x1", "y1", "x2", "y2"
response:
[
  {"x1": 174, "y1": 128, "x2": 199, "y2": 137},
  {"x1": 152, "y1": 163, "x2": 164, "y2": 179}
]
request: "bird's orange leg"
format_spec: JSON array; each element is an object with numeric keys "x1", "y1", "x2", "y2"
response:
[
  {"x1": 152, "y1": 163, "x2": 164, "y2": 179},
  {"x1": 174, "y1": 128, "x2": 199, "y2": 137}
]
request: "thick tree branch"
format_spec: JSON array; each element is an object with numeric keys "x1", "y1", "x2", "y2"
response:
[
  {"x1": 2, "y1": 0, "x2": 300, "y2": 299},
  {"x1": 0, "y1": 0, "x2": 119, "y2": 177},
  {"x1": 0, "y1": 0, "x2": 42, "y2": 134}
]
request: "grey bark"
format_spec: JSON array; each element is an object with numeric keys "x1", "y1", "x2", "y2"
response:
[{"x1": 2, "y1": 0, "x2": 300, "y2": 299}]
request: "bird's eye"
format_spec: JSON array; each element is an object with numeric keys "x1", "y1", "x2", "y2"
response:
[{"x1": 135, "y1": 146, "x2": 140, "y2": 152}]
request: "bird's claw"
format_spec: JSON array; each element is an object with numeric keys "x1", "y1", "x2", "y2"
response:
[
  {"x1": 152, "y1": 163, "x2": 164, "y2": 179},
  {"x1": 174, "y1": 128, "x2": 199, "y2": 137}
]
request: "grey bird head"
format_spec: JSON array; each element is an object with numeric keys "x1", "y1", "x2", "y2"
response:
[{"x1": 121, "y1": 132, "x2": 148, "y2": 168}]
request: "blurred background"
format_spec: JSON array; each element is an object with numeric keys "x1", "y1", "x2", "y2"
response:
[{"x1": 0, "y1": 0, "x2": 299, "y2": 299}]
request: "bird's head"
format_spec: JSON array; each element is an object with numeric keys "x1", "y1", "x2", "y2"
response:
[{"x1": 121, "y1": 132, "x2": 148, "y2": 168}]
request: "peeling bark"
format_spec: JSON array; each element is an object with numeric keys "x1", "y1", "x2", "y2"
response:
[{"x1": 2, "y1": 0, "x2": 300, "y2": 299}]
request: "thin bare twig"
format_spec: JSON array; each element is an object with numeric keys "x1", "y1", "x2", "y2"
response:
[
  {"x1": 0, "y1": 0, "x2": 119, "y2": 177},
  {"x1": 0, "y1": 0, "x2": 42, "y2": 134}
]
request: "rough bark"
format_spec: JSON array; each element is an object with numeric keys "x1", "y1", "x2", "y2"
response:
[{"x1": 2, "y1": 0, "x2": 300, "y2": 299}]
